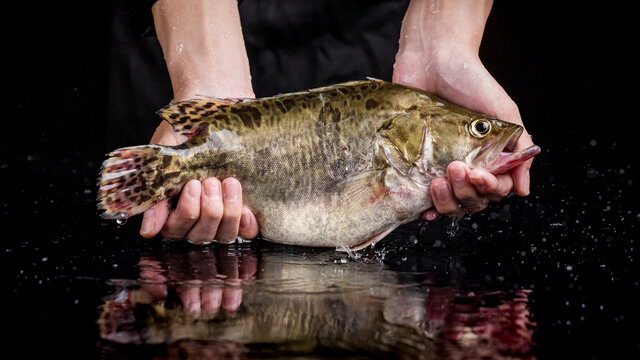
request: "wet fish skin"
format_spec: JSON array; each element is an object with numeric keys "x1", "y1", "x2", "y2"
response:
[{"x1": 98, "y1": 79, "x2": 536, "y2": 249}]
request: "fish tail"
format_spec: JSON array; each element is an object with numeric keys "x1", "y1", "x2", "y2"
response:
[{"x1": 97, "y1": 145, "x2": 174, "y2": 219}]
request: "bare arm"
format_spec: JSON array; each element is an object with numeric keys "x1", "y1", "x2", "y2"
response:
[{"x1": 140, "y1": 0, "x2": 259, "y2": 243}]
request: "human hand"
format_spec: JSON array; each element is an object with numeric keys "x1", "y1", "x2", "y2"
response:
[
  {"x1": 138, "y1": 247, "x2": 257, "y2": 317},
  {"x1": 145, "y1": 0, "x2": 259, "y2": 243},
  {"x1": 139, "y1": 121, "x2": 259, "y2": 244},
  {"x1": 392, "y1": 0, "x2": 534, "y2": 220}
]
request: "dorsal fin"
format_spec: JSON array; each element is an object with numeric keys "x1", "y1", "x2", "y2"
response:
[{"x1": 156, "y1": 98, "x2": 243, "y2": 137}]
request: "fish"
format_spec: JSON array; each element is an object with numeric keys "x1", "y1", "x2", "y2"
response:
[{"x1": 97, "y1": 79, "x2": 540, "y2": 249}]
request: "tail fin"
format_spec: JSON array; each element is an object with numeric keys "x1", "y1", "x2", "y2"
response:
[{"x1": 97, "y1": 145, "x2": 170, "y2": 219}]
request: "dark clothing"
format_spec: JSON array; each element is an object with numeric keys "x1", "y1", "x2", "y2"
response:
[{"x1": 107, "y1": 0, "x2": 409, "y2": 149}]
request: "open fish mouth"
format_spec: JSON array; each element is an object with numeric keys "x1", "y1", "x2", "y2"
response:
[{"x1": 474, "y1": 127, "x2": 541, "y2": 174}]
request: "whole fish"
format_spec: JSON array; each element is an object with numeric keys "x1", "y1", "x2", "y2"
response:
[{"x1": 98, "y1": 79, "x2": 540, "y2": 249}]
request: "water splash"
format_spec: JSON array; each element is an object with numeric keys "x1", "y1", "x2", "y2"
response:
[
  {"x1": 335, "y1": 245, "x2": 362, "y2": 261},
  {"x1": 446, "y1": 218, "x2": 460, "y2": 237}
]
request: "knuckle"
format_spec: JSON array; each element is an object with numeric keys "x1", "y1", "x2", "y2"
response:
[
  {"x1": 222, "y1": 206, "x2": 242, "y2": 221},
  {"x1": 202, "y1": 201, "x2": 224, "y2": 220},
  {"x1": 437, "y1": 203, "x2": 462, "y2": 216}
]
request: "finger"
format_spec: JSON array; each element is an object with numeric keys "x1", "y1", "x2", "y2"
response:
[
  {"x1": 215, "y1": 178, "x2": 243, "y2": 243},
  {"x1": 238, "y1": 206, "x2": 259, "y2": 240},
  {"x1": 161, "y1": 180, "x2": 202, "y2": 240},
  {"x1": 186, "y1": 178, "x2": 224, "y2": 245},
  {"x1": 176, "y1": 280, "x2": 202, "y2": 317},
  {"x1": 138, "y1": 257, "x2": 168, "y2": 299},
  {"x1": 430, "y1": 178, "x2": 464, "y2": 218},
  {"x1": 222, "y1": 286, "x2": 243, "y2": 312},
  {"x1": 217, "y1": 250, "x2": 239, "y2": 279},
  {"x1": 140, "y1": 200, "x2": 170, "y2": 238},
  {"x1": 421, "y1": 209, "x2": 441, "y2": 221},
  {"x1": 200, "y1": 286, "x2": 223, "y2": 318},
  {"x1": 447, "y1": 162, "x2": 488, "y2": 214},
  {"x1": 150, "y1": 120, "x2": 185, "y2": 146},
  {"x1": 511, "y1": 130, "x2": 535, "y2": 196},
  {"x1": 238, "y1": 254, "x2": 258, "y2": 280},
  {"x1": 468, "y1": 169, "x2": 513, "y2": 202},
  {"x1": 511, "y1": 161, "x2": 532, "y2": 196}
]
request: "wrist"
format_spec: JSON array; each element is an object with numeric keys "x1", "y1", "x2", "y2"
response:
[
  {"x1": 398, "y1": 0, "x2": 492, "y2": 61},
  {"x1": 152, "y1": 0, "x2": 254, "y2": 100}
]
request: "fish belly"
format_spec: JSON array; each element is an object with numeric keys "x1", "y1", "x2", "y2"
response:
[{"x1": 252, "y1": 170, "x2": 432, "y2": 248}]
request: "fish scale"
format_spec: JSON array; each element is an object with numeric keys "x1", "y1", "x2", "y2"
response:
[{"x1": 98, "y1": 79, "x2": 540, "y2": 249}]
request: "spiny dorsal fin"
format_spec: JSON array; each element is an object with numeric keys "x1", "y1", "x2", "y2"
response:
[{"x1": 156, "y1": 98, "x2": 244, "y2": 137}]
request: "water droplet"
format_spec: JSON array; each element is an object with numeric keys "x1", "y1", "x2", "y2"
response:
[
  {"x1": 586, "y1": 167, "x2": 599, "y2": 178},
  {"x1": 446, "y1": 218, "x2": 460, "y2": 237},
  {"x1": 590, "y1": 139, "x2": 597, "y2": 146},
  {"x1": 115, "y1": 213, "x2": 128, "y2": 225},
  {"x1": 177, "y1": 43, "x2": 184, "y2": 53}
]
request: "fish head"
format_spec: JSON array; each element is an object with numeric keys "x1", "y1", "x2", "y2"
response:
[{"x1": 422, "y1": 109, "x2": 540, "y2": 176}]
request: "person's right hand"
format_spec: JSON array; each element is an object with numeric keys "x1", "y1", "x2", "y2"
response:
[
  {"x1": 139, "y1": 121, "x2": 259, "y2": 244},
  {"x1": 146, "y1": 0, "x2": 259, "y2": 244}
]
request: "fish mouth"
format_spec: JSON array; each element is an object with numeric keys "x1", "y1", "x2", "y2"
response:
[{"x1": 474, "y1": 127, "x2": 541, "y2": 174}]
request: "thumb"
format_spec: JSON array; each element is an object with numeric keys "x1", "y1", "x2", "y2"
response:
[{"x1": 140, "y1": 200, "x2": 170, "y2": 238}]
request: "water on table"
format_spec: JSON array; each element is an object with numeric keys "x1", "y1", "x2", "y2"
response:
[
  {"x1": 2, "y1": 152, "x2": 636, "y2": 359},
  {"x1": 96, "y1": 232, "x2": 535, "y2": 359}
]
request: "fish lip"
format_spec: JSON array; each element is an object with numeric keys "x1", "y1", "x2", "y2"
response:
[
  {"x1": 472, "y1": 126, "x2": 541, "y2": 174},
  {"x1": 474, "y1": 126, "x2": 523, "y2": 166},
  {"x1": 486, "y1": 126, "x2": 541, "y2": 174},
  {"x1": 503, "y1": 127, "x2": 521, "y2": 152}
]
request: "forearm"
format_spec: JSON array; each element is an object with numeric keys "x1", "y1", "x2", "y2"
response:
[
  {"x1": 152, "y1": 0, "x2": 254, "y2": 100},
  {"x1": 398, "y1": 0, "x2": 493, "y2": 59}
]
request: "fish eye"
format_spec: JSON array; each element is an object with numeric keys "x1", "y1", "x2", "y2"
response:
[{"x1": 470, "y1": 119, "x2": 491, "y2": 138}]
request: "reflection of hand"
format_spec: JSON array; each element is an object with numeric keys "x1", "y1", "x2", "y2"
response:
[
  {"x1": 139, "y1": 0, "x2": 260, "y2": 243},
  {"x1": 138, "y1": 246, "x2": 258, "y2": 318},
  {"x1": 393, "y1": 0, "x2": 534, "y2": 220}
]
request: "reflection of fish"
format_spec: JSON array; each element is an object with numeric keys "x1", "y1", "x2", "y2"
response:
[
  {"x1": 98, "y1": 79, "x2": 540, "y2": 248},
  {"x1": 97, "y1": 247, "x2": 536, "y2": 358}
]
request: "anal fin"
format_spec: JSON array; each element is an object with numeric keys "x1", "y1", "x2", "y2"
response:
[{"x1": 339, "y1": 225, "x2": 399, "y2": 252}]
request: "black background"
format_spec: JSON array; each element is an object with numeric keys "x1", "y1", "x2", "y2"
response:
[{"x1": 1, "y1": 1, "x2": 637, "y2": 359}]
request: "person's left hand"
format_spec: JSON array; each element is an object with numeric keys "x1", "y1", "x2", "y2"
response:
[{"x1": 392, "y1": 0, "x2": 534, "y2": 220}]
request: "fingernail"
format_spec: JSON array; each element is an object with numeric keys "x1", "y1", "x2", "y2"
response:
[
  {"x1": 187, "y1": 180, "x2": 200, "y2": 199},
  {"x1": 425, "y1": 211, "x2": 438, "y2": 221},
  {"x1": 433, "y1": 181, "x2": 451, "y2": 202},
  {"x1": 240, "y1": 208, "x2": 251, "y2": 230},
  {"x1": 223, "y1": 179, "x2": 239, "y2": 202},
  {"x1": 204, "y1": 179, "x2": 220, "y2": 199},
  {"x1": 522, "y1": 170, "x2": 530, "y2": 196},
  {"x1": 141, "y1": 209, "x2": 154, "y2": 235}
]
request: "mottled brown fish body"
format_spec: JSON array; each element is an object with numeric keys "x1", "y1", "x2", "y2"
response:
[{"x1": 98, "y1": 80, "x2": 532, "y2": 249}]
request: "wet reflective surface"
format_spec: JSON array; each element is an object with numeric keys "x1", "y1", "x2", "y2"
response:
[
  {"x1": 2, "y1": 145, "x2": 637, "y2": 359},
  {"x1": 97, "y1": 244, "x2": 535, "y2": 359},
  {"x1": 4, "y1": 1, "x2": 638, "y2": 359}
]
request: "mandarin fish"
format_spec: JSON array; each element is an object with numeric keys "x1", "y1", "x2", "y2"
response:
[{"x1": 98, "y1": 79, "x2": 540, "y2": 249}]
